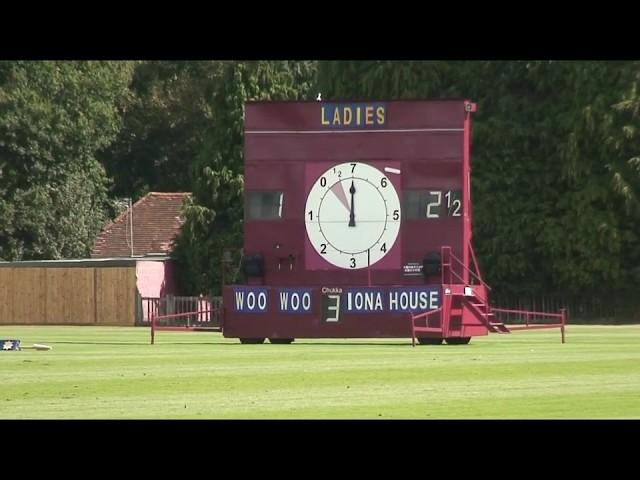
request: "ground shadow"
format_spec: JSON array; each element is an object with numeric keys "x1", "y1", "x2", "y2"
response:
[{"x1": 48, "y1": 340, "x2": 418, "y2": 347}]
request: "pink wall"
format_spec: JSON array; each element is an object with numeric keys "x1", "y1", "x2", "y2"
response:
[{"x1": 136, "y1": 260, "x2": 172, "y2": 298}]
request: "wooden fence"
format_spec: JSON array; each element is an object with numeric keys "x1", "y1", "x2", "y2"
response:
[{"x1": 0, "y1": 266, "x2": 137, "y2": 325}]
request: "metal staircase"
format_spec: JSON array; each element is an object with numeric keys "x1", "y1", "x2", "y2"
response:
[{"x1": 411, "y1": 244, "x2": 566, "y2": 346}]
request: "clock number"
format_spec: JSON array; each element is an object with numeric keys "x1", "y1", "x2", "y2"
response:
[
  {"x1": 426, "y1": 191, "x2": 442, "y2": 218},
  {"x1": 333, "y1": 168, "x2": 342, "y2": 178},
  {"x1": 392, "y1": 210, "x2": 399, "y2": 220},
  {"x1": 445, "y1": 191, "x2": 462, "y2": 217},
  {"x1": 350, "y1": 257, "x2": 356, "y2": 268},
  {"x1": 308, "y1": 210, "x2": 313, "y2": 221},
  {"x1": 320, "y1": 243, "x2": 327, "y2": 254},
  {"x1": 380, "y1": 243, "x2": 386, "y2": 253},
  {"x1": 320, "y1": 177, "x2": 327, "y2": 187},
  {"x1": 350, "y1": 163, "x2": 356, "y2": 173},
  {"x1": 381, "y1": 177, "x2": 387, "y2": 188}
]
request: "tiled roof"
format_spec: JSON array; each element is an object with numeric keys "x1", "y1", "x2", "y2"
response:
[{"x1": 92, "y1": 192, "x2": 191, "y2": 258}]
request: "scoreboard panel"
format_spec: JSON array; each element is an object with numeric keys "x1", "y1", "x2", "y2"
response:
[{"x1": 223, "y1": 100, "x2": 480, "y2": 340}]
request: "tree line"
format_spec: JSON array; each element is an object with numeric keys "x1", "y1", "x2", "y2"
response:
[{"x1": 1, "y1": 60, "x2": 638, "y2": 302}]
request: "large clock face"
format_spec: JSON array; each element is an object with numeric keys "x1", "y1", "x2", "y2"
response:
[{"x1": 305, "y1": 162, "x2": 401, "y2": 270}]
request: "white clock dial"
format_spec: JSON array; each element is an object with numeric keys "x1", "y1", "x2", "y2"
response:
[{"x1": 305, "y1": 162, "x2": 401, "y2": 269}]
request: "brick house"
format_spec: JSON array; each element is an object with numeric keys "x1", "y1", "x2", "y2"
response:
[{"x1": 92, "y1": 192, "x2": 191, "y2": 300}]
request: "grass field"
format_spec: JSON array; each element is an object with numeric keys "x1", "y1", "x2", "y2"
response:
[{"x1": 1, "y1": 325, "x2": 639, "y2": 419}]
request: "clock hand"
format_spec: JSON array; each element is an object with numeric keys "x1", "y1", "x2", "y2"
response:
[{"x1": 348, "y1": 180, "x2": 356, "y2": 227}]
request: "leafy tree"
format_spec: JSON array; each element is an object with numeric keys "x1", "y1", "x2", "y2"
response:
[
  {"x1": 316, "y1": 61, "x2": 640, "y2": 297},
  {"x1": 173, "y1": 61, "x2": 317, "y2": 294},
  {"x1": 0, "y1": 61, "x2": 134, "y2": 260},
  {"x1": 98, "y1": 61, "x2": 223, "y2": 200}
]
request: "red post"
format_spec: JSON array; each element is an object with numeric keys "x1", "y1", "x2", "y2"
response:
[
  {"x1": 560, "y1": 308, "x2": 566, "y2": 344},
  {"x1": 442, "y1": 289, "x2": 450, "y2": 338},
  {"x1": 410, "y1": 313, "x2": 416, "y2": 347},
  {"x1": 462, "y1": 102, "x2": 473, "y2": 284}
]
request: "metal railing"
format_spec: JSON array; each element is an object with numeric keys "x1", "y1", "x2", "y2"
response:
[
  {"x1": 442, "y1": 246, "x2": 491, "y2": 305},
  {"x1": 410, "y1": 308, "x2": 443, "y2": 347},
  {"x1": 491, "y1": 294, "x2": 638, "y2": 323},
  {"x1": 138, "y1": 295, "x2": 222, "y2": 328},
  {"x1": 492, "y1": 307, "x2": 566, "y2": 343}
]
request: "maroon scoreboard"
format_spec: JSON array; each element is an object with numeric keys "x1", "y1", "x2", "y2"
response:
[{"x1": 222, "y1": 99, "x2": 488, "y2": 344}]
